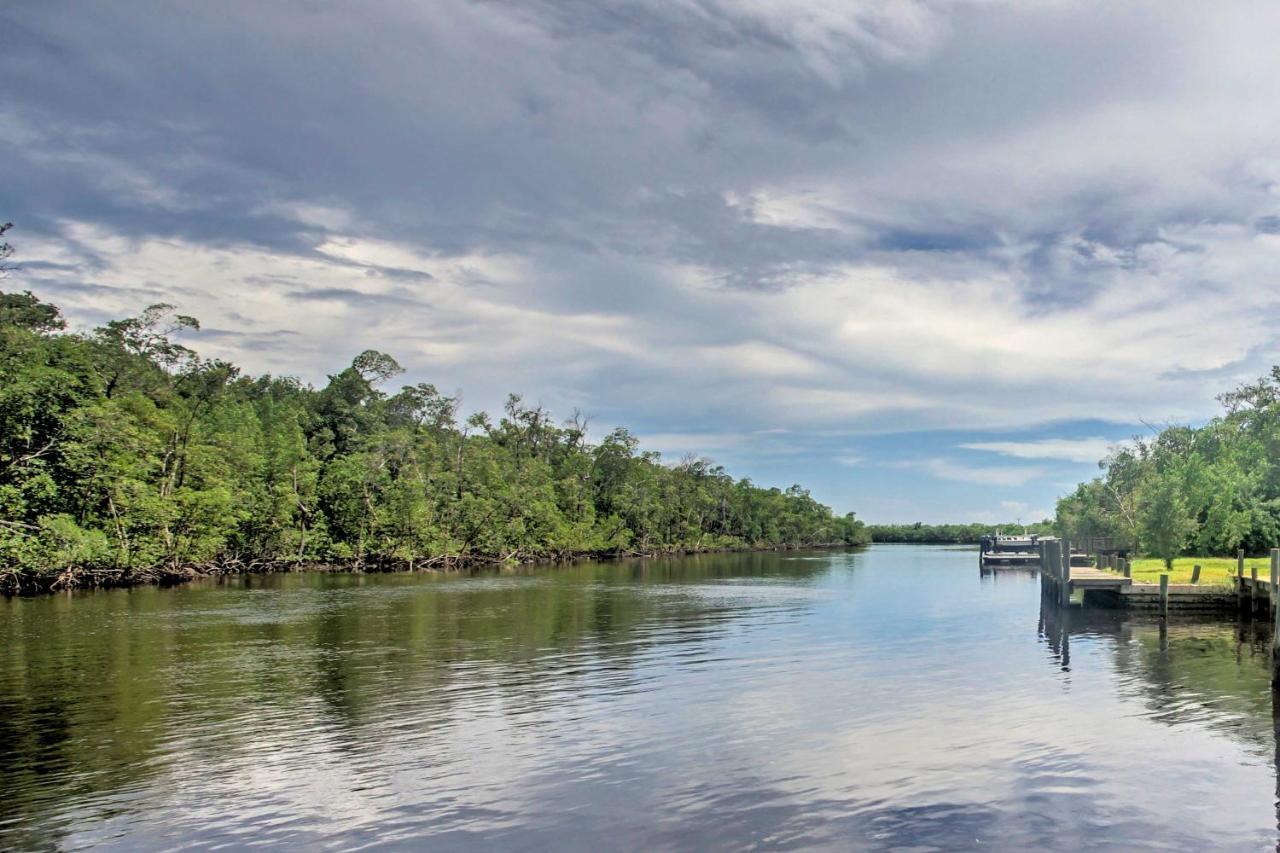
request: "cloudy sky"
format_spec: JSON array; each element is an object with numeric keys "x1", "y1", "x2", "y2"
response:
[{"x1": 4, "y1": 1, "x2": 1279, "y2": 523}]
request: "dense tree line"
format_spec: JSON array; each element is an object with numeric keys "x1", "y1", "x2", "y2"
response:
[
  {"x1": 0, "y1": 288, "x2": 867, "y2": 591},
  {"x1": 867, "y1": 521, "x2": 1052, "y2": 544},
  {"x1": 1056, "y1": 368, "x2": 1280, "y2": 566}
]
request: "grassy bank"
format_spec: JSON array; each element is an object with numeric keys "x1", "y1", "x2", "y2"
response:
[{"x1": 1123, "y1": 556, "x2": 1269, "y2": 587}]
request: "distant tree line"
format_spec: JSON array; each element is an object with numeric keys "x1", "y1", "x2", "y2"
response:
[
  {"x1": 868, "y1": 521, "x2": 1053, "y2": 544},
  {"x1": 1056, "y1": 367, "x2": 1280, "y2": 567},
  {"x1": 0, "y1": 284, "x2": 867, "y2": 592}
]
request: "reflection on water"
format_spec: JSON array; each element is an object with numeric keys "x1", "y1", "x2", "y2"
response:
[{"x1": 1, "y1": 546, "x2": 1277, "y2": 850}]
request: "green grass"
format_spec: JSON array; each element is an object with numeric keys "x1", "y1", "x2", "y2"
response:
[{"x1": 1123, "y1": 556, "x2": 1268, "y2": 587}]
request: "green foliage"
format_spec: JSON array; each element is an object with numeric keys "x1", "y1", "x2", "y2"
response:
[
  {"x1": 1137, "y1": 472, "x2": 1193, "y2": 569},
  {"x1": 1056, "y1": 365, "x2": 1280, "y2": 561},
  {"x1": 868, "y1": 521, "x2": 1053, "y2": 544},
  {"x1": 0, "y1": 289, "x2": 64, "y2": 333},
  {"x1": 35, "y1": 515, "x2": 112, "y2": 570},
  {"x1": 0, "y1": 290, "x2": 867, "y2": 585}
]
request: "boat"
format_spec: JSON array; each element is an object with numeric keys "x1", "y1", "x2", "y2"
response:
[{"x1": 979, "y1": 530, "x2": 1044, "y2": 568}]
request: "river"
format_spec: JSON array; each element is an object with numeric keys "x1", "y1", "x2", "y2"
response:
[{"x1": 2, "y1": 544, "x2": 1277, "y2": 850}]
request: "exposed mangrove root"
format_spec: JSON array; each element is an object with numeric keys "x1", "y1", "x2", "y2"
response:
[{"x1": 1, "y1": 541, "x2": 862, "y2": 597}]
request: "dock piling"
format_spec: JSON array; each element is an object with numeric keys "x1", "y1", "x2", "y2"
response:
[
  {"x1": 1122, "y1": 558, "x2": 1130, "y2": 579},
  {"x1": 1191, "y1": 563, "x2": 1201, "y2": 584},
  {"x1": 1238, "y1": 550, "x2": 1246, "y2": 611},
  {"x1": 1271, "y1": 549, "x2": 1278, "y2": 611},
  {"x1": 1060, "y1": 539, "x2": 1072, "y2": 606},
  {"x1": 1159, "y1": 573, "x2": 1169, "y2": 619},
  {"x1": 1273, "y1": 569, "x2": 1280, "y2": 685}
]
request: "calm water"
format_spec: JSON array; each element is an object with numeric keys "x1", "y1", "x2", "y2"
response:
[{"x1": 2, "y1": 544, "x2": 1279, "y2": 851}]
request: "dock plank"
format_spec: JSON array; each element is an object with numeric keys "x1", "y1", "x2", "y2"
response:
[{"x1": 1067, "y1": 567, "x2": 1131, "y2": 589}]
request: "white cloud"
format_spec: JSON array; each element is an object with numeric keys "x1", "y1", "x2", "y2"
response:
[
  {"x1": 956, "y1": 500, "x2": 1053, "y2": 525},
  {"x1": 725, "y1": 187, "x2": 861, "y2": 233},
  {"x1": 997, "y1": 500, "x2": 1052, "y2": 521},
  {"x1": 958, "y1": 437, "x2": 1121, "y2": 464},
  {"x1": 637, "y1": 432, "x2": 746, "y2": 456},
  {"x1": 693, "y1": 342, "x2": 826, "y2": 379},
  {"x1": 895, "y1": 459, "x2": 1047, "y2": 487}
]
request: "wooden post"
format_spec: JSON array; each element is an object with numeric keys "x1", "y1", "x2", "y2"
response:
[
  {"x1": 1061, "y1": 538, "x2": 1072, "y2": 606},
  {"x1": 1273, "y1": 569, "x2": 1280, "y2": 684},
  {"x1": 1254, "y1": 565, "x2": 1261, "y2": 613},
  {"x1": 1271, "y1": 549, "x2": 1279, "y2": 612},
  {"x1": 1159, "y1": 573, "x2": 1169, "y2": 619},
  {"x1": 1041, "y1": 540, "x2": 1052, "y2": 594},
  {"x1": 1191, "y1": 564, "x2": 1201, "y2": 584},
  {"x1": 1035, "y1": 540, "x2": 1042, "y2": 589},
  {"x1": 1122, "y1": 558, "x2": 1131, "y2": 579},
  {"x1": 1238, "y1": 550, "x2": 1246, "y2": 612}
]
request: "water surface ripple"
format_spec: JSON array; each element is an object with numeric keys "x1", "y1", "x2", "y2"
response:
[{"x1": 2, "y1": 545, "x2": 1277, "y2": 850}]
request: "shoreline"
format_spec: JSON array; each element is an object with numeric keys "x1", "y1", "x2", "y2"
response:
[{"x1": 1, "y1": 541, "x2": 867, "y2": 597}]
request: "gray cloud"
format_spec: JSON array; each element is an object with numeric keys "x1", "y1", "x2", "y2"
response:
[{"x1": 7, "y1": 1, "x2": 1278, "y2": 280}]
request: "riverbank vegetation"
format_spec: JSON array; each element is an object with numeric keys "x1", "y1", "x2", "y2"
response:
[
  {"x1": 868, "y1": 521, "x2": 1053, "y2": 544},
  {"x1": 1056, "y1": 367, "x2": 1280, "y2": 567},
  {"x1": 0, "y1": 284, "x2": 867, "y2": 593}
]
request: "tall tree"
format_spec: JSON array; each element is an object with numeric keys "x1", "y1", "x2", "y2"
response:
[
  {"x1": 0, "y1": 285, "x2": 869, "y2": 591},
  {"x1": 1137, "y1": 472, "x2": 1194, "y2": 569}
]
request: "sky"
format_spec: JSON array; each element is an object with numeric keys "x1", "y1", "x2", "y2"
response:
[{"x1": 3, "y1": 1, "x2": 1280, "y2": 524}]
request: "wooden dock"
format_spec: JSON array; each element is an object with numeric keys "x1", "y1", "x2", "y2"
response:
[
  {"x1": 1038, "y1": 539, "x2": 1275, "y2": 613},
  {"x1": 1035, "y1": 538, "x2": 1280, "y2": 683},
  {"x1": 980, "y1": 533, "x2": 1280, "y2": 617},
  {"x1": 1064, "y1": 565, "x2": 1131, "y2": 590}
]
